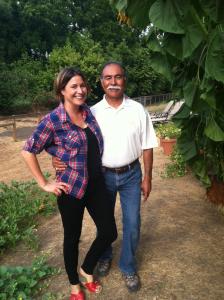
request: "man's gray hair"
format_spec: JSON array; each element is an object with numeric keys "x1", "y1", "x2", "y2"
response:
[{"x1": 100, "y1": 61, "x2": 127, "y2": 79}]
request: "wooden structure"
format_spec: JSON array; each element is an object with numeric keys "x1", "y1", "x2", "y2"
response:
[
  {"x1": 133, "y1": 93, "x2": 174, "y2": 106},
  {"x1": 0, "y1": 112, "x2": 48, "y2": 141}
]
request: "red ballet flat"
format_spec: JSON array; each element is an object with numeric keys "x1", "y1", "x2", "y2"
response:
[
  {"x1": 81, "y1": 280, "x2": 102, "y2": 294},
  {"x1": 70, "y1": 290, "x2": 85, "y2": 300}
]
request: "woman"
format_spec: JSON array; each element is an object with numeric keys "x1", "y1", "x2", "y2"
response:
[{"x1": 22, "y1": 67, "x2": 117, "y2": 300}]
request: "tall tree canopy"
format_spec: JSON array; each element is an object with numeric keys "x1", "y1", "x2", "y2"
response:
[
  {"x1": 0, "y1": 0, "x2": 169, "y2": 113},
  {"x1": 0, "y1": 0, "x2": 141, "y2": 62}
]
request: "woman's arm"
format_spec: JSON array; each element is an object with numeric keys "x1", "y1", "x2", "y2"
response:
[{"x1": 21, "y1": 150, "x2": 68, "y2": 196}]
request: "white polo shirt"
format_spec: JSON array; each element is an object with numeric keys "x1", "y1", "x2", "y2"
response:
[{"x1": 91, "y1": 95, "x2": 158, "y2": 168}]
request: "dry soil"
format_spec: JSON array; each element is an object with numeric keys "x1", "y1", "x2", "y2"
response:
[{"x1": 0, "y1": 117, "x2": 224, "y2": 300}]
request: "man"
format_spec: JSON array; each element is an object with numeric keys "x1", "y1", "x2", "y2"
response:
[{"x1": 53, "y1": 62, "x2": 158, "y2": 292}]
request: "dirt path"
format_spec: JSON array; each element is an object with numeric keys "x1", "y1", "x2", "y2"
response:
[{"x1": 0, "y1": 119, "x2": 224, "y2": 300}]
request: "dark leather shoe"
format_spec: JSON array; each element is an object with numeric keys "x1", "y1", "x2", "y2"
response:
[
  {"x1": 96, "y1": 260, "x2": 112, "y2": 277},
  {"x1": 122, "y1": 273, "x2": 141, "y2": 292}
]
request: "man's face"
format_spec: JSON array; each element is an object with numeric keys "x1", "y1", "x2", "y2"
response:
[{"x1": 100, "y1": 64, "x2": 126, "y2": 101}]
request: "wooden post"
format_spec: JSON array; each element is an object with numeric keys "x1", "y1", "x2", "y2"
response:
[
  {"x1": 37, "y1": 112, "x2": 42, "y2": 123},
  {"x1": 12, "y1": 116, "x2": 16, "y2": 141}
]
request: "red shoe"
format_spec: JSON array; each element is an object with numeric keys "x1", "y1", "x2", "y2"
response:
[
  {"x1": 70, "y1": 290, "x2": 85, "y2": 300},
  {"x1": 81, "y1": 280, "x2": 102, "y2": 294}
]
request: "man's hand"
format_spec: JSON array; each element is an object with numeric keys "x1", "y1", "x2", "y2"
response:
[
  {"x1": 52, "y1": 156, "x2": 67, "y2": 172},
  {"x1": 141, "y1": 176, "x2": 152, "y2": 201}
]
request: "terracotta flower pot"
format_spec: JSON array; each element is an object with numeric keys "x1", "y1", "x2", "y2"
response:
[{"x1": 161, "y1": 138, "x2": 176, "y2": 155}]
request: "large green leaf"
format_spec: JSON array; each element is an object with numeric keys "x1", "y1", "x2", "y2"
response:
[
  {"x1": 204, "y1": 118, "x2": 224, "y2": 142},
  {"x1": 205, "y1": 28, "x2": 224, "y2": 83},
  {"x1": 177, "y1": 139, "x2": 197, "y2": 161},
  {"x1": 200, "y1": 0, "x2": 224, "y2": 24},
  {"x1": 201, "y1": 90, "x2": 216, "y2": 110},
  {"x1": 110, "y1": 0, "x2": 127, "y2": 11},
  {"x1": 183, "y1": 80, "x2": 198, "y2": 108},
  {"x1": 150, "y1": 52, "x2": 173, "y2": 81},
  {"x1": 163, "y1": 33, "x2": 183, "y2": 60},
  {"x1": 148, "y1": 33, "x2": 163, "y2": 53},
  {"x1": 189, "y1": 158, "x2": 211, "y2": 186},
  {"x1": 126, "y1": 0, "x2": 155, "y2": 27},
  {"x1": 149, "y1": 0, "x2": 186, "y2": 34},
  {"x1": 182, "y1": 23, "x2": 204, "y2": 58},
  {"x1": 172, "y1": 103, "x2": 191, "y2": 120}
]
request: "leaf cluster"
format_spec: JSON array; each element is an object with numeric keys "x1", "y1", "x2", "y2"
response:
[
  {"x1": 0, "y1": 256, "x2": 59, "y2": 300},
  {"x1": 0, "y1": 179, "x2": 56, "y2": 253},
  {"x1": 156, "y1": 122, "x2": 181, "y2": 139},
  {"x1": 162, "y1": 146, "x2": 187, "y2": 178}
]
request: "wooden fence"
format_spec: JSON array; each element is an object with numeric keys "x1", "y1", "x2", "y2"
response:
[
  {"x1": 0, "y1": 93, "x2": 174, "y2": 141},
  {"x1": 133, "y1": 93, "x2": 174, "y2": 106},
  {"x1": 0, "y1": 112, "x2": 48, "y2": 141}
]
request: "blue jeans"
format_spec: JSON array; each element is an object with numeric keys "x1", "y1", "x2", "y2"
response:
[{"x1": 100, "y1": 161, "x2": 142, "y2": 275}]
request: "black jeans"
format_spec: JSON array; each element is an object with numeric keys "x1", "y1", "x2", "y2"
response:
[{"x1": 57, "y1": 176, "x2": 117, "y2": 285}]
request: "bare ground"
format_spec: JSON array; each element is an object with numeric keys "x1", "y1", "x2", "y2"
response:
[{"x1": 0, "y1": 118, "x2": 224, "y2": 300}]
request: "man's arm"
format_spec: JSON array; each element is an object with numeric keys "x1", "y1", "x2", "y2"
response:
[{"x1": 141, "y1": 148, "x2": 153, "y2": 201}]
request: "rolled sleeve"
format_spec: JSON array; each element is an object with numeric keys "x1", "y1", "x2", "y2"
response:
[
  {"x1": 23, "y1": 117, "x2": 53, "y2": 154},
  {"x1": 141, "y1": 109, "x2": 158, "y2": 149}
]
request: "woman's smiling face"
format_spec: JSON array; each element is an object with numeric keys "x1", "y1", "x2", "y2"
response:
[{"x1": 61, "y1": 75, "x2": 88, "y2": 107}]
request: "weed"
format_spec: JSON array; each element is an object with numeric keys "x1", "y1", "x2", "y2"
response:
[{"x1": 162, "y1": 146, "x2": 187, "y2": 178}]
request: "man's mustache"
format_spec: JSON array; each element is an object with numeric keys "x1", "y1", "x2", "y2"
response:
[{"x1": 107, "y1": 85, "x2": 121, "y2": 90}]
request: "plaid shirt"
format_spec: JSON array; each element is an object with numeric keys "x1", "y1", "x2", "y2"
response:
[{"x1": 23, "y1": 102, "x2": 104, "y2": 199}]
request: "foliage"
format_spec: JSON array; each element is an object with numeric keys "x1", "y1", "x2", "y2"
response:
[
  {"x1": 162, "y1": 146, "x2": 187, "y2": 178},
  {"x1": 0, "y1": 0, "x2": 140, "y2": 63},
  {"x1": 156, "y1": 122, "x2": 181, "y2": 139},
  {"x1": 0, "y1": 0, "x2": 76, "y2": 62},
  {"x1": 0, "y1": 0, "x2": 170, "y2": 114},
  {"x1": 48, "y1": 38, "x2": 105, "y2": 103},
  {"x1": 104, "y1": 41, "x2": 169, "y2": 97},
  {"x1": 0, "y1": 178, "x2": 56, "y2": 253},
  {"x1": 112, "y1": 0, "x2": 224, "y2": 187},
  {"x1": 0, "y1": 255, "x2": 60, "y2": 300},
  {"x1": 0, "y1": 56, "x2": 53, "y2": 114}
]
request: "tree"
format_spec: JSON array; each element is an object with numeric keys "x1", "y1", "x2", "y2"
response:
[
  {"x1": 0, "y1": 0, "x2": 141, "y2": 62},
  {"x1": 111, "y1": 0, "x2": 224, "y2": 189}
]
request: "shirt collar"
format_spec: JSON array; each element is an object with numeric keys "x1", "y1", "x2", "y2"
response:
[
  {"x1": 57, "y1": 102, "x2": 68, "y2": 123},
  {"x1": 102, "y1": 94, "x2": 129, "y2": 109},
  {"x1": 57, "y1": 102, "x2": 88, "y2": 123}
]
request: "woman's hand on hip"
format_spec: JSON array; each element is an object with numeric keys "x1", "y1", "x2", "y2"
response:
[{"x1": 41, "y1": 181, "x2": 69, "y2": 196}]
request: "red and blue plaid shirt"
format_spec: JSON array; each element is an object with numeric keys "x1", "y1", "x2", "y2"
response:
[{"x1": 23, "y1": 102, "x2": 104, "y2": 199}]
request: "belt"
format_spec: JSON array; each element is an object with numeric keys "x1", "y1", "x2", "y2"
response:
[{"x1": 102, "y1": 159, "x2": 139, "y2": 174}]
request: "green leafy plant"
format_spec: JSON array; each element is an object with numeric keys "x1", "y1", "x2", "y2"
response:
[
  {"x1": 0, "y1": 255, "x2": 60, "y2": 300},
  {"x1": 162, "y1": 146, "x2": 187, "y2": 178},
  {"x1": 156, "y1": 122, "x2": 181, "y2": 139},
  {"x1": 111, "y1": 0, "x2": 224, "y2": 190},
  {"x1": 0, "y1": 179, "x2": 56, "y2": 253}
]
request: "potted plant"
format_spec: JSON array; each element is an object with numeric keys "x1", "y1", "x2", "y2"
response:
[{"x1": 156, "y1": 122, "x2": 181, "y2": 155}]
